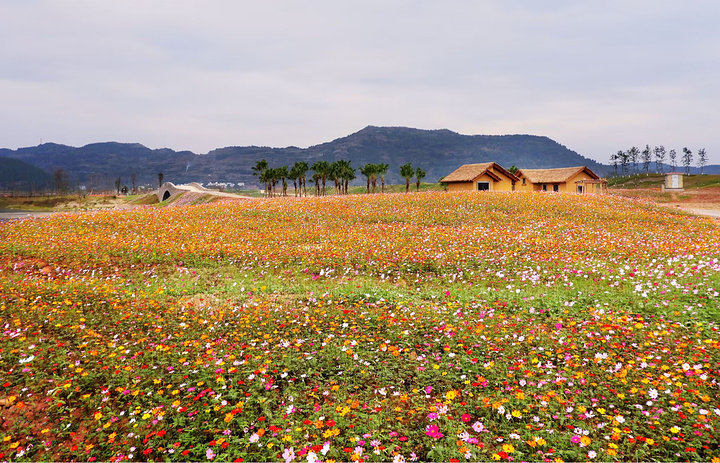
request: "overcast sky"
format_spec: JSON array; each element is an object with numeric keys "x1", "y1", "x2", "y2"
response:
[{"x1": 1, "y1": 0, "x2": 718, "y2": 164}]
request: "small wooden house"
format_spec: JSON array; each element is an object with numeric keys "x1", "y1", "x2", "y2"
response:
[
  {"x1": 515, "y1": 166, "x2": 606, "y2": 193},
  {"x1": 441, "y1": 162, "x2": 519, "y2": 192},
  {"x1": 662, "y1": 172, "x2": 684, "y2": 191}
]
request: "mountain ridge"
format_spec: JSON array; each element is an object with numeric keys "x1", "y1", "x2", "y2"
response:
[{"x1": 2, "y1": 126, "x2": 715, "y2": 189}]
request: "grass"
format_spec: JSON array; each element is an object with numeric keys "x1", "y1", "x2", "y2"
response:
[
  {"x1": 1, "y1": 191, "x2": 719, "y2": 462},
  {"x1": 608, "y1": 173, "x2": 720, "y2": 189}
]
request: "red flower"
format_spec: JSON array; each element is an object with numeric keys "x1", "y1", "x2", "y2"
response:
[{"x1": 181, "y1": 450, "x2": 190, "y2": 456}]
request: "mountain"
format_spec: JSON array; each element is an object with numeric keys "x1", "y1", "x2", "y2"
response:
[
  {"x1": 0, "y1": 157, "x2": 53, "y2": 190},
  {"x1": 5, "y1": 126, "x2": 700, "y2": 189}
]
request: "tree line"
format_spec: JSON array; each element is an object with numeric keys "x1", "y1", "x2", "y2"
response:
[
  {"x1": 251, "y1": 159, "x2": 427, "y2": 197},
  {"x1": 610, "y1": 145, "x2": 708, "y2": 176}
]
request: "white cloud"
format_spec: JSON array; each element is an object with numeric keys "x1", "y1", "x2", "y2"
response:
[{"x1": 0, "y1": 0, "x2": 718, "y2": 163}]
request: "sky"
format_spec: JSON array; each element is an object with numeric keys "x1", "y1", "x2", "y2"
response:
[{"x1": 1, "y1": 0, "x2": 719, "y2": 165}]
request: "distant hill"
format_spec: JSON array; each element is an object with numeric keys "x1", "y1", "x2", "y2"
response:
[
  {"x1": 5, "y1": 126, "x2": 714, "y2": 189},
  {"x1": 0, "y1": 157, "x2": 52, "y2": 190}
]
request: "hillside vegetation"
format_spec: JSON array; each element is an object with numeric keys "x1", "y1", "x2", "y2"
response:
[
  {"x1": 1, "y1": 192, "x2": 719, "y2": 461},
  {"x1": 0, "y1": 126, "x2": 608, "y2": 189}
]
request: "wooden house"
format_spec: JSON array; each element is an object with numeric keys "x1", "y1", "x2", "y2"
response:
[
  {"x1": 441, "y1": 162, "x2": 519, "y2": 192},
  {"x1": 515, "y1": 166, "x2": 606, "y2": 193}
]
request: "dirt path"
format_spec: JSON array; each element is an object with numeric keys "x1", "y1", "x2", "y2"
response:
[{"x1": 682, "y1": 208, "x2": 720, "y2": 219}]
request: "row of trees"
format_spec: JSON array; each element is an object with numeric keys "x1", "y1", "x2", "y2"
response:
[
  {"x1": 610, "y1": 145, "x2": 708, "y2": 176},
  {"x1": 251, "y1": 160, "x2": 428, "y2": 197}
]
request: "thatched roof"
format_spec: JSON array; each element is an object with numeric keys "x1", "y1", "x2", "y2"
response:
[
  {"x1": 517, "y1": 166, "x2": 599, "y2": 184},
  {"x1": 441, "y1": 163, "x2": 517, "y2": 183}
]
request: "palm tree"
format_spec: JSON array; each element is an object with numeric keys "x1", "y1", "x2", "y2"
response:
[
  {"x1": 376, "y1": 163, "x2": 389, "y2": 193},
  {"x1": 340, "y1": 161, "x2": 355, "y2": 194},
  {"x1": 252, "y1": 159, "x2": 270, "y2": 196},
  {"x1": 259, "y1": 169, "x2": 273, "y2": 197},
  {"x1": 276, "y1": 166, "x2": 289, "y2": 196},
  {"x1": 312, "y1": 172, "x2": 322, "y2": 196},
  {"x1": 415, "y1": 167, "x2": 426, "y2": 192},
  {"x1": 311, "y1": 161, "x2": 331, "y2": 196},
  {"x1": 292, "y1": 161, "x2": 309, "y2": 197},
  {"x1": 400, "y1": 163, "x2": 414, "y2": 193},
  {"x1": 289, "y1": 165, "x2": 300, "y2": 196},
  {"x1": 329, "y1": 161, "x2": 343, "y2": 194},
  {"x1": 359, "y1": 164, "x2": 375, "y2": 193}
]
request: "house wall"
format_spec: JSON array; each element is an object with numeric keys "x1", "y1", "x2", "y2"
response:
[
  {"x1": 565, "y1": 171, "x2": 595, "y2": 193},
  {"x1": 483, "y1": 171, "x2": 515, "y2": 191},
  {"x1": 516, "y1": 176, "x2": 539, "y2": 191},
  {"x1": 447, "y1": 181, "x2": 474, "y2": 192}
]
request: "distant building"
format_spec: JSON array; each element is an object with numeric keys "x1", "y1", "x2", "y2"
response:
[
  {"x1": 441, "y1": 162, "x2": 519, "y2": 192},
  {"x1": 662, "y1": 172, "x2": 684, "y2": 192},
  {"x1": 515, "y1": 166, "x2": 606, "y2": 194}
]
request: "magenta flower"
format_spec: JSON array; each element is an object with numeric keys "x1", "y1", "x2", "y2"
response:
[{"x1": 425, "y1": 424, "x2": 443, "y2": 439}]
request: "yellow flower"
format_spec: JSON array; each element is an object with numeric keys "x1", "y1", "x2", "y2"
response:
[
  {"x1": 670, "y1": 426, "x2": 680, "y2": 434},
  {"x1": 94, "y1": 411, "x2": 103, "y2": 420},
  {"x1": 502, "y1": 443, "x2": 515, "y2": 453},
  {"x1": 446, "y1": 390, "x2": 458, "y2": 400},
  {"x1": 511, "y1": 410, "x2": 522, "y2": 418}
]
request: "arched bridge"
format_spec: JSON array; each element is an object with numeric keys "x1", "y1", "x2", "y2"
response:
[{"x1": 156, "y1": 182, "x2": 255, "y2": 202}]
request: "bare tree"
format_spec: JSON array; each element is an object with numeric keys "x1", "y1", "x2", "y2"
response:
[
  {"x1": 697, "y1": 148, "x2": 707, "y2": 175},
  {"x1": 669, "y1": 149, "x2": 677, "y2": 171},
  {"x1": 682, "y1": 147, "x2": 693, "y2": 175},
  {"x1": 641, "y1": 145, "x2": 651, "y2": 174},
  {"x1": 54, "y1": 168, "x2": 70, "y2": 194},
  {"x1": 654, "y1": 146, "x2": 666, "y2": 173}
]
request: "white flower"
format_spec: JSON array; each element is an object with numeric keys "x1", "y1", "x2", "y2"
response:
[
  {"x1": 393, "y1": 454, "x2": 405, "y2": 463},
  {"x1": 19, "y1": 355, "x2": 35, "y2": 364},
  {"x1": 306, "y1": 451, "x2": 318, "y2": 463},
  {"x1": 282, "y1": 447, "x2": 296, "y2": 463},
  {"x1": 249, "y1": 433, "x2": 259, "y2": 443},
  {"x1": 587, "y1": 450, "x2": 597, "y2": 459}
]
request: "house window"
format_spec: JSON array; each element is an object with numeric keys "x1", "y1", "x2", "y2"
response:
[
  {"x1": 542, "y1": 184, "x2": 547, "y2": 191},
  {"x1": 477, "y1": 182, "x2": 490, "y2": 191},
  {"x1": 522, "y1": 178, "x2": 526, "y2": 185},
  {"x1": 576, "y1": 185, "x2": 584, "y2": 193},
  {"x1": 553, "y1": 184, "x2": 559, "y2": 192}
]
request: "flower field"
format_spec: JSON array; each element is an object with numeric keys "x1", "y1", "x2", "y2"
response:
[{"x1": 1, "y1": 191, "x2": 719, "y2": 462}]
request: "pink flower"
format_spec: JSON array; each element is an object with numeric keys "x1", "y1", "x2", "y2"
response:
[
  {"x1": 472, "y1": 421, "x2": 485, "y2": 433},
  {"x1": 461, "y1": 413, "x2": 471, "y2": 422},
  {"x1": 425, "y1": 386, "x2": 433, "y2": 394},
  {"x1": 571, "y1": 435, "x2": 581, "y2": 444},
  {"x1": 206, "y1": 448, "x2": 215, "y2": 460},
  {"x1": 425, "y1": 424, "x2": 443, "y2": 439}
]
